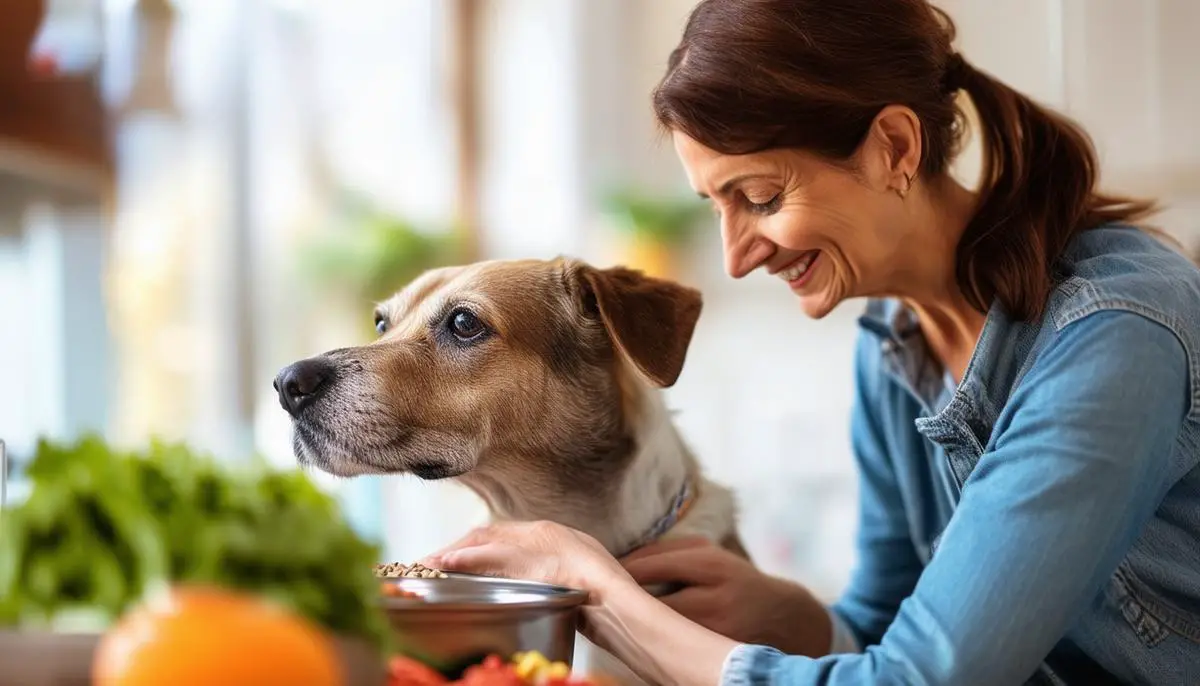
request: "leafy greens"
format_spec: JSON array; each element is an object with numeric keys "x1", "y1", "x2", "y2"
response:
[{"x1": 0, "y1": 435, "x2": 392, "y2": 652}]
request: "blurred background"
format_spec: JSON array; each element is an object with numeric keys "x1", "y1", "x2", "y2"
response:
[{"x1": 1, "y1": 0, "x2": 1198, "y2": 608}]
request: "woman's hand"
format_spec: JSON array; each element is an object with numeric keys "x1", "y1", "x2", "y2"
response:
[
  {"x1": 421, "y1": 520, "x2": 634, "y2": 605},
  {"x1": 622, "y1": 537, "x2": 833, "y2": 658}
]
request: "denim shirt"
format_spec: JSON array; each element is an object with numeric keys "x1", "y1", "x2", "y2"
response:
[{"x1": 722, "y1": 225, "x2": 1200, "y2": 685}]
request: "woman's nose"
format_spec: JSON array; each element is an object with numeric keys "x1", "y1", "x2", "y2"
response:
[{"x1": 722, "y1": 221, "x2": 774, "y2": 279}]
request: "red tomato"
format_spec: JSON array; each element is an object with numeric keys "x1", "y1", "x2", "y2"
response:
[
  {"x1": 388, "y1": 656, "x2": 447, "y2": 686},
  {"x1": 455, "y1": 661, "x2": 523, "y2": 686},
  {"x1": 481, "y1": 655, "x2": 505, "y2": 670}
]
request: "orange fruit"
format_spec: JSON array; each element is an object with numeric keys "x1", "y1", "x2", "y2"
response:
[{"x1": 93, "y1": 585, "x2": 345, "y2": 686}]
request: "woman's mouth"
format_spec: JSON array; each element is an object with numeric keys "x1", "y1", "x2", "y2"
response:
[{"x1": 775, "y1": 250, "x2": 821, "y2": 289}]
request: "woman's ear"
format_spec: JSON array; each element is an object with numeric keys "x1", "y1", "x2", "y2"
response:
[{"x1": 866, "y1": 104, "x2": 924, "y2": 195}]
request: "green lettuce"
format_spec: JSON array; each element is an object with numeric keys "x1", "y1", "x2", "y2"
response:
[{"x1": 0, "y1": 435, "x2": 392, "y2": 653}]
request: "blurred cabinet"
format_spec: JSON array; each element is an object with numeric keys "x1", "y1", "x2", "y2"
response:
[{"x1": 0, "y1": 0, "x2": 113, "y2": 191}]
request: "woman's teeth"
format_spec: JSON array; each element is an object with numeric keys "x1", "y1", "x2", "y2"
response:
[{"x1": 777, "y1": 252, "x2": 818, "y2": 282}]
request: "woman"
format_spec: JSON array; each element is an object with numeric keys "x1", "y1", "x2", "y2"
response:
[{"x1": 424, "y1": 0, "x2": 1200, "y2": 683}]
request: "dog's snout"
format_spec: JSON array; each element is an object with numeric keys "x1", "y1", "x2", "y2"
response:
[{"x1": 273, "y1": 358, "x2": 335, "y2": 415}]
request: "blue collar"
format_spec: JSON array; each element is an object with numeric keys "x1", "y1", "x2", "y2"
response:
[{"x1": 620, "y1": 477, "x2": 696, "y2": 557}]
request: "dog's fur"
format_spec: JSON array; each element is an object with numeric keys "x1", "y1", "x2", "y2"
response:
[{"x1": 276, "y1": 257, "x2": 744, "y2": 682}]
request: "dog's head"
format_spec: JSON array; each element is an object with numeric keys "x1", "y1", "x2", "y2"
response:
[{"x1": 273, "y1": 257, "x2": 702, "y2": 495}]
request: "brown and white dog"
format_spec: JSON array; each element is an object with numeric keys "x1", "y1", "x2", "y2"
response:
[{"x1": 274, "y1": 257, "x2": 744, "y2": 682}]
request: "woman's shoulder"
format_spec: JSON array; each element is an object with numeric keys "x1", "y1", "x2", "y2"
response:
[
  {"x1": 1051, "y1": 223, "x2": 1200, "y2": 336},
  {"x1": 1043, "y1": 224, "x2": 1199, "y2": 432}
]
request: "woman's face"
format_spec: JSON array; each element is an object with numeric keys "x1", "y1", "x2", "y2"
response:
[{"x1": 673, "y1": 130, "x2": 913, "y2": 319}]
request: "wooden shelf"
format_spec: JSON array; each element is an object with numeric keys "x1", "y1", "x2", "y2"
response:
[
  {"x1": 0, "y1": 0, "x2": 113, "y2": 205},
  {"x1": 0, "y1": 137, "x2": 111, "y2": 203}
]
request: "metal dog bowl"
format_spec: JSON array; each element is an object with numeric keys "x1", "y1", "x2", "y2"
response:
[{"x1": 382, "y1": 574, "x2": 588, "y2": 670}]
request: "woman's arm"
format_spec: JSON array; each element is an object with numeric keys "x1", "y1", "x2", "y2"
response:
[
  {"x1": 721, "y1": 309, "x2": 1189, "y2": 684},
  {"x1": 584, "y1": 584, "x2": 739, "y2": 686}
]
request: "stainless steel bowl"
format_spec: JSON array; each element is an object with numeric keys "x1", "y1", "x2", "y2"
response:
[{"x1": 382, "y1": 574, "x2": 587, "y2": 670}]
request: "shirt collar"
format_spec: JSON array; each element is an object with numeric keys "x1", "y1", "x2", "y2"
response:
[{"x1": 856, "y1": 297, "x2": 922, "y2": 346}]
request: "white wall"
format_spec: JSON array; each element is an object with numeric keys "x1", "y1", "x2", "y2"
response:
[{"x1": 946, "y1": 0, "x2": 1200, "y2": 237}]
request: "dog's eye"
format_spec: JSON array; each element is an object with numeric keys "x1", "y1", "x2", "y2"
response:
[
  {"x1": 374, "y1": 312, "x2": 388, "y2": 335},
  {"x1": 447, "y1": 309, "x2": 486, "y2": 340}
]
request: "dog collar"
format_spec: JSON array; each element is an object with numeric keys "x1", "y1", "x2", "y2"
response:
[{"x1": 621, "y1": 477, "x2": 696, "y2": 557}]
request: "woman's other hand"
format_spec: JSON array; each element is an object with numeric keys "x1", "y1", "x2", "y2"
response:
[{"x1": 622, "y1": 537, "x2": 833, "y2": 657}]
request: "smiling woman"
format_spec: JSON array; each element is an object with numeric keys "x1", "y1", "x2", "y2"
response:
[{"x1": 656, "y1": 0, "x2": 1155, "y2": 328}]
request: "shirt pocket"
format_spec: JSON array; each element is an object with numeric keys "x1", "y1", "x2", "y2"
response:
[{"x1": 1107, "y1": 562, "x2": 1200, "y2": 648}]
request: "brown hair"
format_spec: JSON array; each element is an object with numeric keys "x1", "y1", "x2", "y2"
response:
[{"x1": 653, "y1": 0, "x2": 1158, "y2": 321}]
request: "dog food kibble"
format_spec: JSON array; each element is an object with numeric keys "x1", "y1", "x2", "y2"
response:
[{"x1": 374, "y1": 562, "x2": 449, "y2": 579}]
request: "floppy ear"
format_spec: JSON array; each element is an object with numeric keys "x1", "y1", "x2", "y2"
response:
[{"x1": 576, "y1": 264, "x2": 703, "y2": 388}]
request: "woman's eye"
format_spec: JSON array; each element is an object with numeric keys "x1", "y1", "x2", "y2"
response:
[
  {"x1": 448, "y1": 309, "x2": 486, "y2": 340},
  {"x1": 745, "y1": 193, "x2": 782, "y2": 215},
  {"x1": 374, "y1": 314, "x2": 388, "y2": 335}
]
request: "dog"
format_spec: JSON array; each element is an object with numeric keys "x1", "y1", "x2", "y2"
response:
[{"x1": 274, "y1": 257, "x2": 746, "y2": 684}]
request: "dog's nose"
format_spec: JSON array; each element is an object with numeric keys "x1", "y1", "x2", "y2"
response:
[{"x1": 273, "y1": 358, "x2": 334, "y2": 415}]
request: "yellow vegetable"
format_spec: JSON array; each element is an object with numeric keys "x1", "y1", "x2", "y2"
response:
[
  {"x1": 508, "y1": 651, "x2": 575, "y2": 684},
  {"x1": 514, "y1": 651, "x2": 550, "y2": 681}
]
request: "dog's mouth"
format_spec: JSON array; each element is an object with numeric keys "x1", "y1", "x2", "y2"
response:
[
  {"x1": 291, "y1": 420, "x2": 388, "y2": 477},
  {"x1": 406, "y1": 460, "x2": 464, "y2": 480},
  {"x1": 290, "y1": 416, "x2": 470, "y2": 481}
]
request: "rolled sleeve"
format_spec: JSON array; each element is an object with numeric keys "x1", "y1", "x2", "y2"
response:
[
  {"x1": 720, "y1": 608, "x2": 859, "y2": 685},
  {"x1": 720, "y1": 644, "x2": 789, "y2": 686}
]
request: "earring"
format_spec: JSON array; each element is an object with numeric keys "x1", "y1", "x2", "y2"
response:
[{"x1": 895, "y1": 171, "x2": 914, "y2": 199}]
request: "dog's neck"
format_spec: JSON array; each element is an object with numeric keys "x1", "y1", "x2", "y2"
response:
[
  {"x1": 602, "y1": 387, "x2": 699, "y2": 554},
  {"x1": 460, "y1": 384, "x2": 714, "y2": 556}
]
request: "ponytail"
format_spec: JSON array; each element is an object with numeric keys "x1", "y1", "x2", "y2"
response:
[{"x1": 951, "y1": 56, "x2": 1158, "y2": 321}]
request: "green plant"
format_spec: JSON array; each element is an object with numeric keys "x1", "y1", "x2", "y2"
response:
[
  {"x1": 600, "y1": 186, "x2": 709, "y2": 245},
  {"x1": 0, "y1": 435, "x2": 393, "y2": 654},
  {"x1": 298, "y1": 195, "x2": 463, "y2": 304}
]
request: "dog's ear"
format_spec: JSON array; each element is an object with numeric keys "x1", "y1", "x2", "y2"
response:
[{"x1": 571, "y1": 263, "x2": 703, "y2": 388}]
